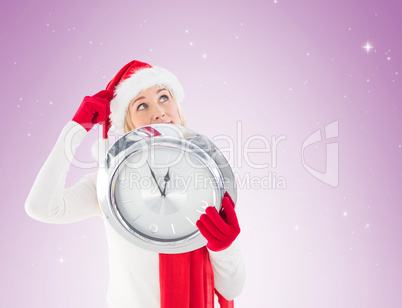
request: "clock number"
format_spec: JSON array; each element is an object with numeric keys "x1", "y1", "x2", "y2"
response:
[
  {"x1": 149, "y1": 223, "x2": 158, "y2": 233},
  {"x1": 171, "y1": 223, "x2": 176, "y2": 234},
  {"x1": 196, "y1": 200, "x2": 209, "y2": 214}
]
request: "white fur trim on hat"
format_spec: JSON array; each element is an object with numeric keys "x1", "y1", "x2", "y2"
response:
[{"x1": 110, "y1": 66, "x2": 185, "y2": 132}]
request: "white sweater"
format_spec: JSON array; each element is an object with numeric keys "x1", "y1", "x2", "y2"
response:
[{"x1": 25, "y1": 121, "x2": 246, "y2": 307}]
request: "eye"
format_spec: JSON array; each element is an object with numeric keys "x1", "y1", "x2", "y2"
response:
[
  {"x1": 159, "y1": 95, "x2": 168, "y2": 103},
  {"x1": 137, "y1": 103, "x2": 148, "y2": 111}
]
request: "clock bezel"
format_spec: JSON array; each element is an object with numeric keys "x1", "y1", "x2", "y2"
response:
[{"x1": 97, "y1": 124, "x2": 237, "y2": 253}]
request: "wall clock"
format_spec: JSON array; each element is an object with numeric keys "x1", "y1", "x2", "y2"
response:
[{"x1": 97, "y1": 124, "x2": 236, "y2": 253}]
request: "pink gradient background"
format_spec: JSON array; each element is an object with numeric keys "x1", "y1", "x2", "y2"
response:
[{"x1": 2, "y1": 0, "x2": 402, "y2": 307}]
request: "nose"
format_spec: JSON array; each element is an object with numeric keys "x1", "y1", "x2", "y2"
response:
[{"x1": 152, "y1": 105, "x2": 166, "y2": 121}]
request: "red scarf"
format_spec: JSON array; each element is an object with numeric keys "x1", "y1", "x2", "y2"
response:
[{"x1": 159, "y1": 247, "x2": 234, "y2": 308}]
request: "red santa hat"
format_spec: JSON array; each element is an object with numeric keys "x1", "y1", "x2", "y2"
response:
[
  {"x1": 107, "y1": 60, "x2": 185, "y2": 133},
  {"x1": 92, "y1": 60, "x2": 185, "y2": 163}
]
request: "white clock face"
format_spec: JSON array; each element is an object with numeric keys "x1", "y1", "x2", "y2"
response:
[
  {"x1": 97, "y1": 123, "x2": 236, "y2": 253},
  {"x1": 112, "y1": 143, "x2": 220, "y2": 242}
]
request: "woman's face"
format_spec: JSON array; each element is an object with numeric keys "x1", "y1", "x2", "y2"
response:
[{"x1": 128, "y1": 85, "x2": 181, "y2": 129}]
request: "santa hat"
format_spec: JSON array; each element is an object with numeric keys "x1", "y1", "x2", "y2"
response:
[
  {"x1": 92, "y1": 60, "x2": 185, "y2": 163},
  {"x1": 108, "y1": 60, "x2": 185, "y2": 133}
]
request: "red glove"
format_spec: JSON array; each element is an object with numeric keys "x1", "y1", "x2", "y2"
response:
[
  {"x1": 196, "y1": 192, "x2": 241, "y2": 252},
  {"x1": 72, "y1": 90, "x2": 114, "y2": 132}
]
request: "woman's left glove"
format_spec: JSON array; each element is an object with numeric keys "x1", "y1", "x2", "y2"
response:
[{"x1": 196, "y1": 192, "x2": 241, "y2": 252}]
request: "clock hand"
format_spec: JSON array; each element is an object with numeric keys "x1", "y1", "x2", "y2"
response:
[
  {"x1": 161, "y1": 167, "x2": 170, "y2": 197},
  {"x1": 146, "y1": 161, "x2": 164, "y2": 196}
]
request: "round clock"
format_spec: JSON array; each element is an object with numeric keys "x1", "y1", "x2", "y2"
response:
[{"x1": 97, "y1": 124, "x2": 236, "y2": 253}]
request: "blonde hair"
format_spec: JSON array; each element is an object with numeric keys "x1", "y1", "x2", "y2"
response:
[{"x1": 124, "y1": 88, "x2": 187, "y2": 133}]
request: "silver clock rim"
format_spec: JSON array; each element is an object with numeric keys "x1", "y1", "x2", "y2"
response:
[
  {"x1": 110, "y1": 139, "x2": 223, "y2": 243},
  {"x1": 97, "y1": 124, "x2": 237, "y2": 253}
]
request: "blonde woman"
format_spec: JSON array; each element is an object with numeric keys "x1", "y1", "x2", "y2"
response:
[{"x1": 26, "y1": 60, "x2": 245, "y2": 308}]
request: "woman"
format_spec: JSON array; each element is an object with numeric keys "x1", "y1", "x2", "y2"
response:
[{"x1": 25, "y1": 60, "x2": 246, "y2": 308}]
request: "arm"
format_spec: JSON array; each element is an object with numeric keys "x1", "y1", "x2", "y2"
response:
[
  {"x1": 25, "y1": 90, "x2": 114, "y2": 223},
  {"x1": 25, "y1": 121, "x2": 101, "y2": 223},
  {"x1": 208, "y1": 238, "x2": 246, "y2": 300},
  {"x1": 196, "y1": 192, "x2": 246, "y2": 300}
]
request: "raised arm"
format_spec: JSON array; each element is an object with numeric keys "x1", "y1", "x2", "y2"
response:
[{"x1": 25, "y1": 90, "x2": 114, "y2": 223}]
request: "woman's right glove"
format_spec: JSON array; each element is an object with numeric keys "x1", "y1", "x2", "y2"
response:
[{"x1": 72, "y1": 90, "x2": 114, "y2": 132}]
